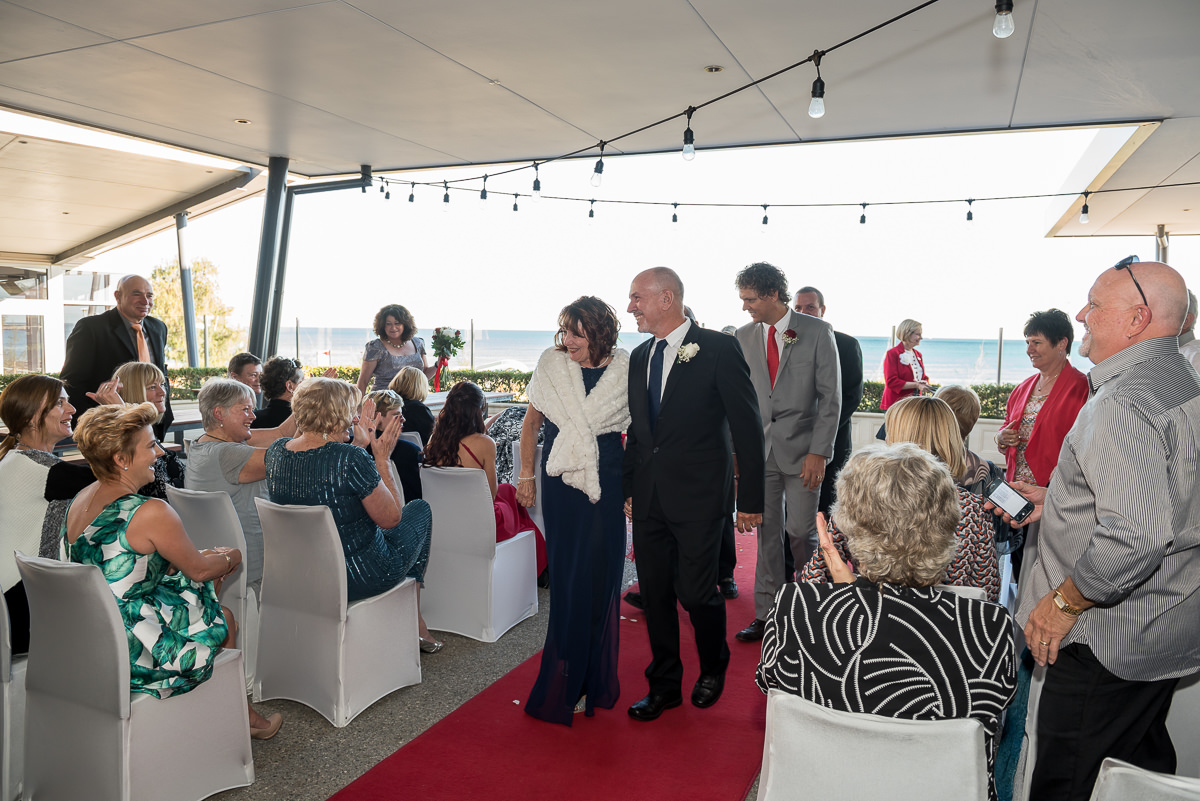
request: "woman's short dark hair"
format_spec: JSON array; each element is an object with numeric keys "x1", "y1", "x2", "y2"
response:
[
  {"x1": 373, "y1": 304, "x2": 416, "y2": 343},
  {"x1": 735, "y1": 262, "x2": 789, "y2": 304},
  {"x1": 1024, "y1": 309, "x2": 1074, "y2": 353},
  {"x1": 424, "y1": 381, "x2": 486, "y2": 468},
  {"x1": 260, "y1": 357, "x2": 303, "y2": 400},
  {"x1": 555, "y1": 296, "x2": 621, "y2": 367}
]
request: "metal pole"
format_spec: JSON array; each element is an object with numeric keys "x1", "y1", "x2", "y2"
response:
[
  {"x1": 1156, "y1": 224, "x2": 1170, "y2": 263},
  {"x1": 248, "y1": 156, "x2": 290, "y2": 358},
  {"x1": 203, "y1": 315, "x2": 209, "y2": 368},
  {"x1": 997, "y1": 327, "x2": 1003, "y2": 386},
  {"x1": 267, "y1": 188, "x2": 295, "y2": 358},
  {"x1": 175, "y1": 211, "x2": 199, "y2": 367},
  {"x1": 470, "y1": 319, "x2": 475, "y2": 370},
  {"x1": 295, "y1": 317, "x2": 300, "y2": 360}
]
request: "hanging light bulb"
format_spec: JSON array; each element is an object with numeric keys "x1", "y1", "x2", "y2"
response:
[
  {"x1": 385, "y1": 187, "x2": 390, "y2": 200},
  {"x1": 588, "y1": 199, "x2": 595, "y2": 219},
  {"x1": 672, "y1": 203, "x2": 679, "y2": 223},
  {"x1": 993, "y1": 0, "x2": 1015, "y2": 39},
  {"x1": 682, "y1": 107, "x2": 696, "y2": 161},
  {"x1": 512, "y1": 194, "x2": 519, "y2": 212},
  {"x1": 408, "y1": 182, "x2": 415, "y2": 203},
  {"x1": 808, "y1": 51, "x2": 826, "y2": 119},
  {"x1": 479, "y1": 175, "x2": 488, "y2": 208},
  {"x1": 860, "y1": 203, "x2": 868, "y2": 224},
  {"x1": 591, "y1": 143, "x2": 605, "y2": 188},
  {"x1": 966, "y1": 199, "x2": 974, "y2": 221},
  {"x1": 1080, "y1": 191, "x2": 1090, "y2": 224},
  {"x1": 379, "y1": 182, "x2": 385, "y2": 194},
  {"x1": 762, "y1": 204, "x2": 769, "y2": 227},
  {"x1": 532, "y1": 164, "x2": 542, "y2": 202},
  {"x1": 442, "y1": 181, "x2": 450, "y2": 213}
]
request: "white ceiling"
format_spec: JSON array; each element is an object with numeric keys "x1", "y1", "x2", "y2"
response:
[{"x1": 0, "y1": 0, "x2": 1197, "y2": 260}]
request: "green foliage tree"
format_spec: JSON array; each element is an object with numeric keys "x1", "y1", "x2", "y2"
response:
[{"x1": 150, "y1": 258, "x2": 245, "y2": 368}]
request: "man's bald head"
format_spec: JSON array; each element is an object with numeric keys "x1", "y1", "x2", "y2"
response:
[
  {"x1": 1134, "y1": 261, "x2": 1188, "y2": 337},
  {"x1": 628, "y1": 267, "x2": 686, "y2": 338},
  {"x1": 1077, "y1": 260, "x2": 1188, "y2": 364}
]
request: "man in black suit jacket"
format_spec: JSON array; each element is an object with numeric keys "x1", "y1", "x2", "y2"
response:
[
  {"x1": 623, "y1": 267, "x2": 765, "y2": 721},
  {"x1": 60, "y1": 274, "x2": 173, "y2": 440},
  {"x1": 795, "y1": 287, "x2": 863, "y2": 515}
]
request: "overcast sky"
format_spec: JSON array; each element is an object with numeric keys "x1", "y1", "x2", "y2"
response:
[{"x1": 90, "y1": 126, "x2": 1197, "y2": 341}]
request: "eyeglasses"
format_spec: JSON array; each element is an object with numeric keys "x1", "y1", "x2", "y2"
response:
[{"x1": 1113, "y1": 255, "x2": 1148, "y2": 307}]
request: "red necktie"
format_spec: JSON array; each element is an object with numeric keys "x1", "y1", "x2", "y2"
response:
[{"x1": 767, "y1": 325, "x2": 779, "y2": 387}]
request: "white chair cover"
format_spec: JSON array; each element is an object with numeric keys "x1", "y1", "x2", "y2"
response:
[
  {"x1": 165, "y1": 485, "x2": 259, "y2": 693},
  {"x1": 757, "y1": 689, "x2": 989, "y2": 801},
  {"x1": 0, "y1": 586, "x2": 26, "y2": 801},
  {"x1": 252, "y1": 499, "x2": 421, "y2": 728},
  {"x1": 1167, "y1": 671, "x2": 1200, "y2": 779},
  {"x1": 1089, "y1": 757, "x2": 1200, "y2": 800},
  {"x1": 398, "y1": 431, "x2": 423, "y2": 449},
  {"x1": 510, "y1": 440, "x2": 546, "y2": 538},
  {"x1": 15, "y1": 553, "x2": 253, "y2": 801},
  {"x1": 934, "y1": 583, "x2": 989, "y2": 601},
  {"x1": 420, "y1": 466, "x2": 537, "y2": 642}
]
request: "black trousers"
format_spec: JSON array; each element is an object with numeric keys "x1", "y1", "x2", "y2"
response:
[
  {"x1": 718, "y1": 516, "x2": 736, "y2": 581},
  {"x1": 631, "y1": 491, "x2": 730, "y2": 696},
  {"x1": 1031, "y1": 643, "x2": 1180, "y2": 801}
]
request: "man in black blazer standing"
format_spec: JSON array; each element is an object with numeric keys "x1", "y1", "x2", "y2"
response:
[
  {"x1": 623, "y1": 267, "x2": 765, "y2": 721},
  {"x1": 60, "y1": 274, "x2": 173, "y2": 439}
]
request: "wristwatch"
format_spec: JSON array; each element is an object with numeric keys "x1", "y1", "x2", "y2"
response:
[{"x1": 1053, "y1": 590, "x2": 1083, "y2": 617}]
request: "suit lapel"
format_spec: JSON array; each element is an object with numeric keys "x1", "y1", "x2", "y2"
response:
[
  {"x1": 658, "y1": 327, "x2": 699, "y2": 413},
  {"x1": 775, "y1": 310, "x2": 799, "y2": 377},
  {"x1": 744, "y1": 324, "x2": 769, "y2": 385},
  {"x1": 106, "y1": 310, "x2": 138, "y2": 361}
]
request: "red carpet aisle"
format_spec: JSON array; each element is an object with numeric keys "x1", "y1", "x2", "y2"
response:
[{"x1": 330, "y1": 529, "x2": 766, "y2": 801}]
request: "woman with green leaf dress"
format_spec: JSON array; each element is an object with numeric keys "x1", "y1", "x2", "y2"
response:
[{"x1": 63, "y1": 402, "x2": 283, "y2": 739}]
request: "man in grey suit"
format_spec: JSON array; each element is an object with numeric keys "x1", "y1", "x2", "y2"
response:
[{"x1": 733, "y1": 263, "x2": 841, "y2": 642}]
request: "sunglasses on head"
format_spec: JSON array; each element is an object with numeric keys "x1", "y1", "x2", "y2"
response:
[{"x1": 1113, "y1": 255, "x2": 1148, "y2": 307}]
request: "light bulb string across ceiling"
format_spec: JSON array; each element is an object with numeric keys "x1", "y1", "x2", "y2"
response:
[{"x1": 395, "y1": 0, "x2": 946, "y2": 190}]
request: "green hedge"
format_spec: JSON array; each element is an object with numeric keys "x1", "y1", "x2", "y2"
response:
[{"x1": 0, "y1": 369, "x2": 1015, "y2": 418}]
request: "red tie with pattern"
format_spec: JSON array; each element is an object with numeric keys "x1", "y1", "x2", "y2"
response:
[{"x1": 767, "y1": 325, "x2": 779, "y2": 387}]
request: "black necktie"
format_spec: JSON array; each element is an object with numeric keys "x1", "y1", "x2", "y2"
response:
[{"x1": 648, "y1": 339, "x2": 668, "y2": 429}]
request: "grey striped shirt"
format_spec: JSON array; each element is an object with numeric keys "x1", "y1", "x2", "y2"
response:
[{"x1": 1017, "y1": 337, "x2": 1200, "y2": 681}]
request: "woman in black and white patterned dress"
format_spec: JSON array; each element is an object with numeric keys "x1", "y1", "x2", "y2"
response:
[{"x1": 757, "y1": 442, "x2": 1017, "y2": 801}]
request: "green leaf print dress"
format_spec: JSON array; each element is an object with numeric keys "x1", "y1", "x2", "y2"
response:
[{"x1": 65, "y1": 494, "x2": 228, "y2": 698}]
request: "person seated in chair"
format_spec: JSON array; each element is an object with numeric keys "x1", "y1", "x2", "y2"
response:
[
  {"x1": 110, "y1": 361, "x2": 184, "y2": 499},
  {"x1": 363, "y1": 389, "x2": 422, "y2": 502},
  {"x1": 388, "y1": 365, "x2": 435, "y2": 448},
  {"x1": 65, "y1": 402, "x2": 282, "y2": 739},
  {"x1": 757, "y1": 442, "x2": 1017, "y2": 800},
  {"x1": 423, "y1": 381, "x2": 547, "y2": 577},
  {"x1": 263, "y1": 377, "x2": 440, "y2": 653}
]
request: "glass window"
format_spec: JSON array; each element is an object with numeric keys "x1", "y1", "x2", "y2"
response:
[
  {"x1": 62, "y1": 271, "x2": 114, "y2": 302},
  {"x1": 63, "y1": 305, "x2": 109, "y2": 341},
  {"x1": 0, "y1": 267, "x2": 47, "y2": 300},
  {"x1": 2, "y1": 315, "x2": 45, "y2": 374}
]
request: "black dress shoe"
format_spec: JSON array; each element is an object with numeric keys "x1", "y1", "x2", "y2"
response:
[
  {"x1": 719, "y1": 577, "x2": 738, "y2": 599},
  {"x1": 628, "y1": 692, "x2": 683, "y2": 721},
  {"x1": 691, "y1": 673, "x2": 726, "y2": 708},
  {"x1": 735, "y1": 618, "x2": 767, "y2": 642},
  {"x1": 623, "y1": 590, "x2": 645, "y2": 611}
]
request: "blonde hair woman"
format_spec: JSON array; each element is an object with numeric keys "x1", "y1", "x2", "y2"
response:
[
  {"x1": 263, "y1": 378, "x2": 439, "y2": 652},
  {"x1": 111, "y1": 361, "x2": 184, "y2": 499},
  {"x1": 362, "y1": 389, "x2": 423, "y2": 503},
  {"x1": 800, "y1": 395, "x2": 1000, "y2": 601},
  {"x1": 881, "y1": 318, "x2": 930, "y2": 411},
  {"x1": 387, "y1": 365, "x2": 434, "y2": 447}
]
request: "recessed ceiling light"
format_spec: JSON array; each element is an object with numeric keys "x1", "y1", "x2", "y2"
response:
[
  {"x1": 62, "y1": 211, "x2": 69, "y2": 215},
  {"x1": 234, "y1": 119, "x2": 252, "y2": 125},
  {"x1": 705, "y1": 65, "x2": 724, "y2": 73},
  {"x1": 488, "y1": 79, "x2": 502, "y2": 86}
]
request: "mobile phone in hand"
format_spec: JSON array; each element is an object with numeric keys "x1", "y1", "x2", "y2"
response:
[{"x1": 985, "y1": 476, "x2": 1035, "y2": 523}]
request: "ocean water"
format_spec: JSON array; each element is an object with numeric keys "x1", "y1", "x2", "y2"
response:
[{"x1": 276, "y1": 326, "x2": 1089, "y2": 386}]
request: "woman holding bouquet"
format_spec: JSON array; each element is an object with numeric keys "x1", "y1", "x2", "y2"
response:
[
  {"x1": 879, "y1": 318, "x2": 930, "y2": 439},
  {"x1": 357, "y1": 304, "x2": 435, "y2": 395},
  {"x1": 517, "y1": 297, "x2": 630, "y2": 725}
]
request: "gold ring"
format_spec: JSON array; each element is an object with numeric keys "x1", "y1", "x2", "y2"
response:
[{"x1": 1039, "y1": 640, "x2": 1049, "y2": 646}]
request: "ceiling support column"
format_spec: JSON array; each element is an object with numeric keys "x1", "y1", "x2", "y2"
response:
[
  {"x1": 248, "y1": 156, "x2": 290, "y2": 359},
  {"x1": 175, "y1": 211, "x2": 198, "y2": 367},
  {"x1": 1155, "y1": 224, "x2": 1170, "y2": 264},
  {"x1": 266, "y1": 189, "x2": 295, "y2": 359}
]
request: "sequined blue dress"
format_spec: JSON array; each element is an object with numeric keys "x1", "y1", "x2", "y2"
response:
[
  {"x1": 524, "y1": 365, "x2": 624, "y2": 725},
  {"x1": 264, "y1": 440, "x2": 432, "y2": 602}
]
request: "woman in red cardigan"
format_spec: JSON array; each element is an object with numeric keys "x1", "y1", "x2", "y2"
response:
[{"x1": 881, "y1": 319, "x2": 930, "y2": 410}]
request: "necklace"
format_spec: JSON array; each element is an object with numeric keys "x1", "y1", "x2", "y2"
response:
[
  {"x1": 201, "y1": 431, "x2": 233, "y2": 443},
  {"x1": 1035, "y1": 364, "x2": 1065, "y2": 394}
]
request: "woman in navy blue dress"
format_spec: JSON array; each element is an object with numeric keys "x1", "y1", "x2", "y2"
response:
[{"x1": 519, "y1": 297, "x2": 631, "y2": 725}]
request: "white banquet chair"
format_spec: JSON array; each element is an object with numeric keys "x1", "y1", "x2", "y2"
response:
[
  {"x1": 1089, "y1": 757, "x2": 1200, "y2": 800},
  {"x1": 398, "y1": 431, "x2": 423, "y2": 449},
  {"x1": 15, "y1": 553, "x2": 253, "y2": 801},
  {"x1": 420, "y1": 466, "x2": 537, "y2": 642},
  {"x1": 252, "y1": 499, "x2": 421, "y2": 728},
  {"x1": 510, "y1": 440, "x2": 546, "y2": 538},
  {"x1": 0, "y1": 588, "x2": 26, "y2": 801},
  {"x1": 165, "y1": 486, "x2": 259, "y2": 692},
  {"x1": 756, "y1": 689, "x2": 989, "y2": 801},
  {"x1": 1166, "y1": 671, "x2": 1200, "y2": 778}
]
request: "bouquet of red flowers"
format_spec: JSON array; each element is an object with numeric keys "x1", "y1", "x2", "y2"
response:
[{"x1": 431, "y1": 327, "x2": 465, "y2": 390}]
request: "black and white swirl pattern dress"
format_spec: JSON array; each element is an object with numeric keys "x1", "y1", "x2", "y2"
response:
[{"x1": 756, "y1": 578, "x2": 1017, "y2": 801}]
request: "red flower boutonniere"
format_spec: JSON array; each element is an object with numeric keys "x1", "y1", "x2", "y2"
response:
[{"x1": 782, "y1": 329, "x2": 798, "y2": 347}]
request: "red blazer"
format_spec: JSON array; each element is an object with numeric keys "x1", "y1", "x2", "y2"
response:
[
  {"x1": 1001, "y1": 363, "x2": 1089, "y2": 486},
  {"x1": 881, "y1": 343, "x2": 926, "y2": 410}
]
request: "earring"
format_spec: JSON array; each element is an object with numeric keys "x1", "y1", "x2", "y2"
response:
[{"x1": 123, "y1": 465, "x2": 128, "y2": 471}]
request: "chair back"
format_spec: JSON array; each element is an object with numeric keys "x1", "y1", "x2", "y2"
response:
[
  {"x1": 165, "y1": 486, "x2": 250, "y2": 602},
  {"x1": 758, "y1": 689, "x2": 988, "y2": 801},
  {"x1": 0, "y1": 586, "x2": 11, "y2": 682},
  {"x1": 398, "y1": 431, "x2": 423, "y2": 449},
  {"x1": 15, "y1": 554, "x2": 128, "y2": 718},
  {"x1": 934, "y1": 583, "x2": 989, "y2": 602},
  {"x1": 1089, "y1": 757, "x2": 1200, "y2": 800},
  {"x1": 1167, "y1": 671, "x2": 1200, "y2": 778},
  {"x1": 254, "y1": 499, "x2": 348, "y2": 620},
  {"x1": 510, "y1": 440, "x2": 545, "y2": 537},
  {"x1": 420, "y1": 466, "x2": 498, "y2": 558}
]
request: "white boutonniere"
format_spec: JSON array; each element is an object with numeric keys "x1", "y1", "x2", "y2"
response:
[
  {"x1": 676, "y1": 342, "x2": 700, "y2": 363},
  {"x1": 782, "y1": 328, "x2": 798, "y2": 347}
]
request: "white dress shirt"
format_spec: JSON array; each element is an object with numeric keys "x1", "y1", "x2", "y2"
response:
[{"x1": 646, "y1": 319, "x2": 692, "y2": 399}]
